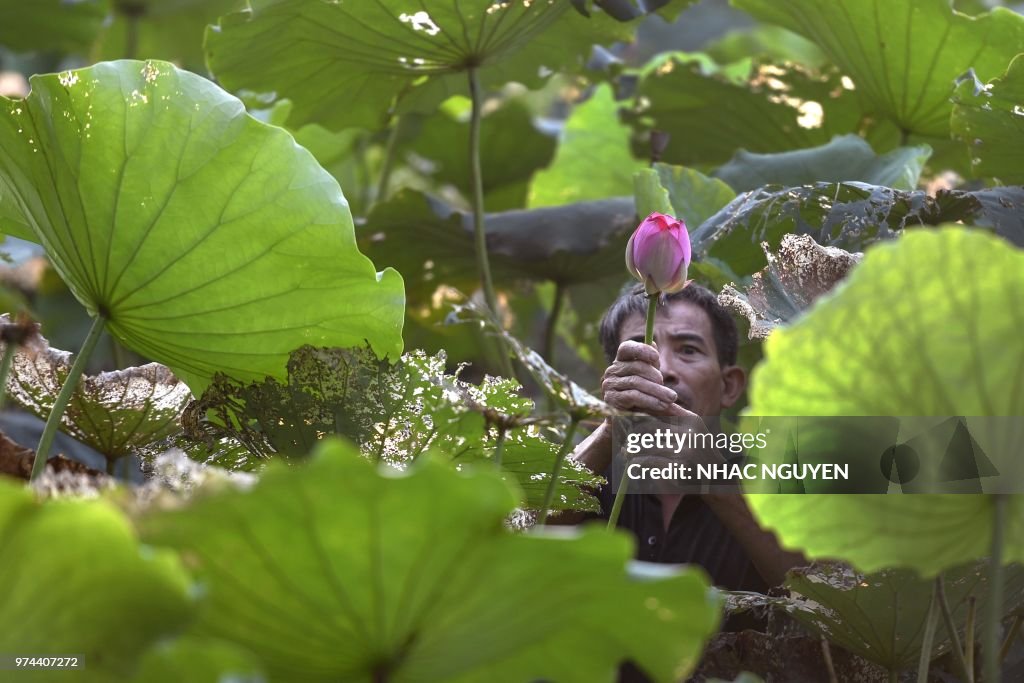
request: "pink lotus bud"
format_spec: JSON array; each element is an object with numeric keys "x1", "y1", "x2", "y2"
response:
[{"x1": 625, "y1": 212, "x2": 691, "y2": 295}]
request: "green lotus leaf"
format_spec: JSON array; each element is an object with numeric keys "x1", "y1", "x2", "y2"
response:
[
  {"x1": 131, "y1": 637, "x2": 265, "y2": 683},
  {"x1": 625, "y1": 56, "x2": 863, "y2": 166},
  {"x1": 743, "y1": 227, "x2": 1024, "y2": 574},
  {"x1": 733, "y1": 0, "x2": 1024, "y2": 138},
  {"x1": 714, "y1": 135, "x2": 932, "y2": 192},
  {"x1": 139, "y1": 438, "x2": 720, "y2": 683},
  {"x1": 528, "y1": 84, "x2": 643, "y2": 208},
  {"x1": 404, "y1": 99, "x2": 556, "y2": 211},
  {"x1": 0, "y1": 479, "x2": 193, "y2": 682},
  {"x1": 952, "y1": 53, "x2": 1024, "y2": 184},
  {"x1": 634, "y1": 163, "x2": 736, "y2": 229},
  {"x1": 0, "y1": 60, "x2": 404, "y2": 393},
  {"x1": 205, "y1": 0, "x2": 634, "y2": 130},
  {"x1": 95, "y1": 0, "x2": 245, "y2": 68},
  {"x1": 0, "y1": 0, "x2": 108, "y2": 54}
]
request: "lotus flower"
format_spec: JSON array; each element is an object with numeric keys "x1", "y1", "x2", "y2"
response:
[{"x1": 625, "y1": 212, "x2": 691, "y2": 295}]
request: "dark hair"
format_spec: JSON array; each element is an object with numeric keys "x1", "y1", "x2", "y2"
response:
[{"x1": 598, "y1": 282, "x2": 739, "y2": 367}]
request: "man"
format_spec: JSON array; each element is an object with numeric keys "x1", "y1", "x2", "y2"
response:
[{"x1": 555, "y1": 283, "x2": 804, "y2": 591}]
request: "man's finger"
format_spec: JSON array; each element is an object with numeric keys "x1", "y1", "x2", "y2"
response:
[
  {"x1": 615, "y1": 340, "x2": 660, "y2": 365},
  {"x1": 603, "y1": 360, "x2": 664, "y2": 384},
  {"x1": 603, "y1": 375, "x2": 678, "y2": 404},
  {"x1": 605, "y1": 389, "x2": 679, "y2": 415}
]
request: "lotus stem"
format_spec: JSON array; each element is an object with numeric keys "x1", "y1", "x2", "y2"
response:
[
  {"x1": 31, "y1": 314, "x2": 106, "y2": 481},
  {"x1": 936, "y1": 574, "x2": 973, "y2": 683},
  {"x1": 999, "y1": 615, "x2": 1022, "y2": 664},
  {"x1": 821, "y1": 637, "x2": 838, "y2": 683},
  {"x1": 965, "y1": 596, "x2": 976, "y2": 680},
  {"x1": 536, "y1": 418, "x2": 580, "y2": 526},
  {"x1": 542, "y1": 281, "x2": 566, "y2": 364},
  {"x1": 607, "y1": 296, "x2": 658, "y2": 530},
  {"x1": 467, "y1": 66, "x2": 514, "y2": 380},
  {"x1": 376, "y1": 115, "x2": 404, "y2": 202},
  {"x1": 493, "y1": 427, "x2": 507, "y2": 469},
  {"x1": 984, "y1": 495, "x2": 1007, "y2": 683},
  {"x1": 0, "y1": 338, "x2": 15, "y2": 410},
  {"x1": 106, "y1": 457, "x2": 116, "y2": 476},
  {"x1": 917, "y1": 581, "x2": 941, "y2": 683}
]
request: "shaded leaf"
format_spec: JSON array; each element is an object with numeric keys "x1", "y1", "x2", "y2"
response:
[
  {"x1": 0, "y1": 61, "x2": 405, "y2": 392},
  {"x1": 952, "y1": 54, "x2": 1024, "y2": 184},
  {"x1": 718, "y1": 234, "x2": 861, "y2": 339},
  {"x1": 405, "y1": 99, "x2": 556, "y2": 211},
  {"x1": 706, "y1": 24, "x2": 828, "y2": 68},
  {"x1": 0, "y1": 0, "x2": 107, "y2": 54},
  {"x1": 771, "y1": 561, "x2": 1024, "y2": 671},
  {"x1": 0, "y1": 315, "x2": 191, "y2": 461},
  {"x1": 450, "y1": 300, "x2": 614, "y2": 420},
  {"x1": 528, "y1": 84, "x2": 643, "y2": 208},
  {"x1": 205, "y1": 0, "x2": 634, "y2": 130},
  {"x1": 0, "y1": 479, "x2": 193, "y2": 682},
  {"x1": 742, "y1": 228, "x2": 1024, "y2": 574},
  {"x1": 361, "y1": 190, "x2": 638, "y2": 300},
  {"x1": 185, "y1": 345, "x2": 602, "y2": 512},
  {"x1": 692, "y1": 182, "x2": 1024, "y2": 276},
  {"x1": 714, "y1": 134, "x2": 932, "y2": 192},
  {"x1": 734, "y1": 0, "x2": 1024, "y2": 137},
  {"x1": 132, "y1": 637, "x2": 265, "y2": 683},
  {"x1": 96, "y1": 0, "x2": 244, "y2": 67},
  {"x1": 139, "y1": 439, "x2": 720, "y2": 683},
  {"x1": 624, "y1": 56, "x2": 863, "y2": 166}
]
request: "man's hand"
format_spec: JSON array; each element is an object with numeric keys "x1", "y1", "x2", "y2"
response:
[{"x1": 601, "y1": 340, "x2": 689, "y2": 418}]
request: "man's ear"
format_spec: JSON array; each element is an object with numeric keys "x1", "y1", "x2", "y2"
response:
[{"x1": 719, "y1": 365, "x2": 747, "y2": 409}]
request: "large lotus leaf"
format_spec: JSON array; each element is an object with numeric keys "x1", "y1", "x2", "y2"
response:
[
  {"x1": 625, "y1": 56, "x2": 863, "y2": 167},
  {"x1": 132, "y1": 637, "x2": 265, "y2": 683},
  {"x1": 404, "y1": 100, "x2": 556, "y2": 211},
  {"x1": 634, "y1": 163, "x2": 736, "y2": 229},
  {"x1": 528, "y1": 84, "x2": 643, "y2": 208},
  {"x1": 361, "y1": 190, "x2": 637, "y2": 299},
  {"x1": 775, "y1": 561, "x2": 1024, "y2": 672},
  {"x1": 714, "y1": 135, "x2": 932, "y2": 192},
  {"x1": 719, "y1": 234, "x2": 861, "y2": 339},
  {"x1": 1, "y1": 316, "x2": 191, "y2": 460},
  {"x1": 734, "y1": 0, "x2": 1024, "y2": 138},
  {"x1": 952, "y1": 54, "x2": 1024, "y2": 184},
  {"x1": 95, "y1": 0, "x2": 244, "y2": 67},
  {"x1": 0, "y1": 61, "x2": 404, "y2": 393},
  {"x1": 706, "y1": 24, "x2": 828, "y2": 68},
  {"x1": 0, "y1": 0, "x2": 108, "y2": 54},
  {"x1": 185, "y1": 345, "x2": 602, "y2": 512},
  {"x1": 692, "y1": 181, "x2": 1024, "y2": 277},
  {"x1": 0, "y1": 479, "x2": 193, "y2": 682},
  {"x1": 742, "y1": 228, "x2": 1024, "y2": 575},
  {"x1": 205, "y1": 0, "x2": 634, "y2": 131},
  {"x1": 139, "y1": 439, "x2": 720, "y2": 683}
]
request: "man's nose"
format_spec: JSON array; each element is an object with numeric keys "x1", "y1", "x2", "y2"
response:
[{"x1": 658, "y1": 347, "x2": 679, "y2": 386}]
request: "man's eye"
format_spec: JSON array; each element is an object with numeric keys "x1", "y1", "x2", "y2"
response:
[{"x1": 679, "y1": 345, "x2": 698, "y2": 355}]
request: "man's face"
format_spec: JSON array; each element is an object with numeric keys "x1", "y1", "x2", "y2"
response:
[{"x1": 617, "y1": 300, "x2": 743, "y2": 417}]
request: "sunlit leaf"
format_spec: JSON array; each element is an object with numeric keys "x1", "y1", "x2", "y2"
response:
[
  {"x1": 743, "y1": 228, "x2": 1024, "y2": 574},
  {"x1": 528, "y1": 84, "x2": 643, "y2": 208},
  {"x1": 734, "y1": 0, "x2": 1024, "y2": 137},
  {"x1": 0, "y1": 61, "x2": 405, "y2": 393},
  {"x1": 205, "y1": 0, "x2": 634, "y2": 130},
  {"x1": 0, "y1": 479, "x2": 193, "y2": 682},
  {"x1": 718, "y1": 234, "x2": 861, "y2": 339},
  {"x1": 0, "y1": 0, "x2": 108, "y2": 54},
  {"x1": 714, "y1": 135, "x2": 931, "y2": 192},
  {"x1": 131, "y1": 637, "x2": 265, "y2": 683},
  {"x1": 952, "y1": 53, "x2": 1024, "y2": 184},
  {"x1": 139, "y1": 439, "x2": 720, "y2": 683}
]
